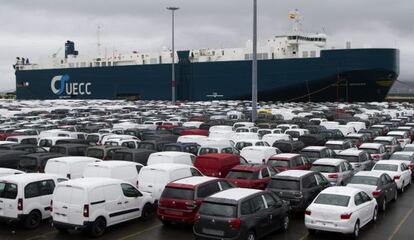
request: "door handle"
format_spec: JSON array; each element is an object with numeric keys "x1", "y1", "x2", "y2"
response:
[
  {"x1": 62, "y1": 206, "x2": 68, "y2": 209},
  {"x1": 148, "y1": 185, "x2": 153, "y2": 188},
  {"x1": 124, "y1": 201, "x2": 129, "y2": 204},
  {"x1": 117, "y1": 202, "x2": 122, "y2": 205}
]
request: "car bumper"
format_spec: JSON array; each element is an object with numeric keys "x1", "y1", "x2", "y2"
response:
[
  {"x1": 0, "y1": 214, "x2": 27, "y2": 223},
  {"x1": 158, "y1": 211, "x2": 196, "y2": 224},
  {"x1": 52, "y1": 220, "x2": 93, "y2": 230},
  {"x1": 305, "y1": 216, "x2": 354, "y2": 234},
  {"x1": 193, "y1": 231, "x2": 242, "y2": 240}
]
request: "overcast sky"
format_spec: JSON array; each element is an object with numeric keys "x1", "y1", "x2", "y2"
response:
[{"x1": 0, "y1": 0, "x2": 413, "y2": 91}]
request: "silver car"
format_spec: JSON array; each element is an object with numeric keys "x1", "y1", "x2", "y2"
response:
[{"x1": 311, "y1": 158, "x2": 355, "y2": 186}]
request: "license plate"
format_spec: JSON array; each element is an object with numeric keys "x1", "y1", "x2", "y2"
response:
[
  {"x1": 165, "y1": 210, "x2": 183, "y2": 216},
  {"x1": 316, "y1": 220, "x2": 334, "y2": 227},
  {"x1": 202, "y1": 228, "x2": 224, "y2": 236}
]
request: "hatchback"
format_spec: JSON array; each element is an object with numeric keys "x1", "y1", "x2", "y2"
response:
[{"x1": 226, "y1": 164, "x2": 278, "y2": 189}]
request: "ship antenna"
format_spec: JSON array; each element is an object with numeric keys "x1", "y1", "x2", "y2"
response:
[
  {"x1": 97, "y1": 24, "x2": 102, "y2": 57},
  {"x1": 289, "y1": 9, "x2": 302, "y2": 34}
]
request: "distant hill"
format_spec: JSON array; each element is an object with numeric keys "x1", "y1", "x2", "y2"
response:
[{"x1": 389, "y1": 80, "x2": 414, "y2": 94}]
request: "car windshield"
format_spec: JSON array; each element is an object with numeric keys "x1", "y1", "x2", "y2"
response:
[
  {"x1": 311, "y1": 164, "x2": 337, "y2": 173},
  {"x1": 337, "y1": 155, "x2": 359, "y2": 163},
  {"x1": 268, "y1": 179, "x2": 300, "y2": 190},
  {"x1": 161, "y1": 187, "x2": 194, "y2": 200},
  {"x1": 0, "y1": 182, "x2": 18, "y2": 199},
  {"x1": 360, "y1": 148, "x2": 379, "y2": 154},
  {"x1": 49, "y1": 146, "x2": 66, "y2": 154},
  {"x1": 163, "y1": 146, "x2": 181, "y2": 152},
  {"x1": 268, "y1": 160, "x2": 290, "y2": 167},
  {"x1": 87, "y1": 149, "x2": 104, "y2": 159},
  {"x1": 301, "y1": 151, "x2": 321, "y2": 158},
  {"x1": 235, "y1": 142, "x2": 253, "y2": 150},
  {"x1": 350, "y1": 176, "x2": 378, "y2": 186},
  {"x1": 390, "y1": 154, "x2": 412, "y2": 161},
  {"x1": 87, "y1": 135, "x2": 99, "y2": 143},
  {"x1": 199, "y1": 148, "x2": 219, "y2": 155},
  {"x1": 199, "y1": 202, "x2": 237, "y2": 218},
  {"x1": 326, "y1": 144, "x2": 344, "y2": 150},
  {"x1": 226, "y1": 170, "x2": 255, "y2": 180},
  {"x1": 18, "y1": 157, "x2": 37, "y2": 171},
  {"x1": 314, "y1": 193, "x2": 350, "y2": 207},
  {"x1": 286, "y1": 131, "x2": 300, "y2": 138},
  {"x1": 375, "y1": 140, "x2": 392, "y2": 145},
  {"x1": 373, "y1": 164, "x2": 398, "y2": 172}
]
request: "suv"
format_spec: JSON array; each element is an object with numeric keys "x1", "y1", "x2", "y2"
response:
[
  {"x1": 336, "y1": 149, "x2": 374, "y2": 172},
  {"x1": 301, "y1": 146, "x2": 336, "y2": 163},
  {"x1": 267, "y1": 170, "x2": 330, "y2": 211},
  {"x1": 157, "y1": 176, "x2": 233, "y2": 225},
  {"x1": 325, "y1": 140, "x2": 354, "y2": 154},
  {"x1": 193, "y1": 188, "x2": 290, "y2": 240},
  {"x1": 374, "y1": 136, "x2": 402, "y2": 154},
  {"x1": 311, "y1": 158, "x2": 354, "y2": 186},
  {"x1": 359, "y1": 143, "x2": 389, "y2": 161},
  {"x1": 226, "y1": 165, "x2": 278, "y2": 189}
]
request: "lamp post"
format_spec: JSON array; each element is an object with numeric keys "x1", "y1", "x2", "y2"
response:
[
  {"x1": 167, "y1": 7, "x2": 179, "y2": 105},
  {"x1": 252, "y1": 0, "x2": 258, "y2": 122}
]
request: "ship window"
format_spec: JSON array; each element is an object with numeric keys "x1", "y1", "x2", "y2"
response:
[
  {"x1": 302, "y1": 51, "x2": 308, "y2": 58},
  {"x1": 69, "y1": 63, "x2": 74, "y2": 68},
  {"x1": 102, "y1": 62, "x2": 107, "y2": 67},
  {"x1": 293, "y1": 51, "x2": 296, "y2": 55},
  {"x1": 108, "y1": 62, "x2": 112, "y2": 67},
  {"x1": 310, "y1": 51, "x2": 317, "y2": 58},
  {"x1": 222, "y1": 50, "x2": 225, "y2": 56}
]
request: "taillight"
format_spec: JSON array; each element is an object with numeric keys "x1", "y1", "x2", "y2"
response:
[
  {"x1": 394, "y1": 175, "x2": 401, "y2": 180},
  {"x1": 228, "y1": 218, "x2": 241, "y2": 229},
  {"x1": 83, "y1": 204, "x2": 89, "y2": 218},
  {"x1": 409, "y1": 163, "x2": 414, "y2": 169},
  {"x1": 194, "y1": 213, "x2": 200, "y2": 224},
  {"x1": 67, "y1": 174, "x2": 71, "y2": 179},
  {"x1": 294, "y1": 192, "x2": 303, "y2": 198},
  {"x1": 185, "y1": 201, "x2": 197, "y2": 210},
  {"x1": 340, "y1": 212, "x2": 352, "y2": 220},
  {"x1": 305, "y1": 210, "x2": 311, "y2": 216},
  {"x1": 372, "y1": 190, "x2": 381, "y2": 197},
  {"x1": 328, "y1": 173, "x2": 338, "y2": 179},
  {"x1": 136, "y1": 181, "x2": 139, "y2": 188},
  {"x1": 50, "y1": 200, "x2": 53, "y2": 212},
  {"x1": 17, "y1": 198, "x2": 23, "y2": 211},
  {"x1": 218, "y1": 172, "x2": 222, "y2": 177}
]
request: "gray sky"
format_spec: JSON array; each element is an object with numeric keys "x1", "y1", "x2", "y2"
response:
[{"x1": 0, "y1": 0, "x2": 413, "y2": 91}]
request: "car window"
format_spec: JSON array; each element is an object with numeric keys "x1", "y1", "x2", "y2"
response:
[
  {"x1": 218, "y1": 180, "x2": 233, "y2": 190},
  {"x1": 190, "y1": 167, "x2": 203, "y2": 176},
  {"x1": 268, "y1": 167, "x2": 277, "y2": 176},
  {"x1": 384, "y1": 174, "x2": 393, "y2": 184},
  {"x1": 121, "y1": 183, "x2": 141, "y2": 198},
  {"x1": 39, "y1": 180, "x2": 55, "y2": 196},
  {"x1": 261, "y1": 168, "x2": 270, "y2": 178},
  {"x1": 339, "y1": 163, "x2": 346, "y2": 172},
  {"x1": 0, "y1": 183, "x2": 18, "y2": 199},
  {"x1": 250, "y1": 195, "x2": 266, "y2": 212},
  {"x1": 303, "y1": 175, "x2": 318, "y2": 188},
  {"x1": 314, "y1": 174, "x2": 326, "y2": 185},
  {"x1": 25, "y1": 182, "x2": 40, "y2": 198},
  {"x1": 354, "y1": 193, "x2": 364, "y2": 206},
  {"x1": 197, "y1": 183, "x2": 221, "y2": 198},
  {"x1": 360, "y1": 191, "x2": 372, "y2": 202},
  {"x1": 241, "y1": 200, "x2": 254, "y2": 215},
  {"x1": 263, "y1": 193, "x2": 278, "y2": 208},
  {"x1": 380, "y1": 175, "x2": 388, "y2": 186}
]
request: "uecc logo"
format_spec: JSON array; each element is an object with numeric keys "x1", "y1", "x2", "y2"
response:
[{"x1": 50, "y1": 74, "x2": 91, "y2": 96}]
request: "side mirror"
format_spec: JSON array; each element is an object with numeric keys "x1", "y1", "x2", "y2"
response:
[{"x1": 195, "y1": 198, "x2": 203, "y2": 205}]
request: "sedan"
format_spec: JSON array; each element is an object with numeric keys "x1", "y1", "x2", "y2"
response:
[
  {"x1": 371, "y1": 160, "x2": 412, "y2": 193},
  {"x1": 347, "y1": 171, "x2": 398, "y2": 212},
  {"x1": 305, "y1": 186, "x2": 378, "y2": 239}
]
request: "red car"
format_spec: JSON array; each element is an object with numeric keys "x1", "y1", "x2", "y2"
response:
[
  {"x1": 157, "y1": 176, "x2": 233, "y2": 225},
  {"x1": 0, "y1": 128, "x2": 17, "y2": 141},
  {"x1": 225, "y1": 164, "x2": 278, "y2": 189},
  {"x1": 194, "y1": 153, "x2": 243, "y2": 177},
  {"x1": 267, "y1": 153, "x2": 311, "y2": 172},
  {"x1": 180, "y1": 129, "x2": 209, "y2": 136}
]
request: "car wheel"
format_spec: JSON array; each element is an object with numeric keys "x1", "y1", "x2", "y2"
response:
[
  {"x1": 401, "y1": 182, "x2": 405, "y2": 193},
  {"x1": 88, "y1": 217, "x2": 106, "y2": 237},
  {"x1": 308, "y1": 228, "x2": 317, "y2": 235},
  {"x1": 24, "y1": 210, "x2": 42, "y2": 229},
  {"x1": 381, "y1": 199, "x2": 387, "y2": 212},
  {"x1": 393, "y1": 189, "x2": 398, "y2": 201},
  {"x1": 373, "y1": 207, "x2": 378, "y2": 222},
  {"x1": 281, "y1": 215, "x2": 289, "y2": 232},
  {"x1": 246, "y1": 230, "x2": 256, "y2": 240},
  {"x1": 141, "y1": 204, "x2": 152, "y2": 221},
  {"x1": 352, "y1": 221, "x2": 360, "y2": 239}
]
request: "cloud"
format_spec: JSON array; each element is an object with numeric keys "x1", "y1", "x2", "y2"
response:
[{"x1": 0, "y1": 0, "x2": 412, "y2": 91}]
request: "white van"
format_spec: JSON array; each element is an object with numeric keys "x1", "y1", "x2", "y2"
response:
[
  {"x1": 83, "y1": 161, "x2": 143, "y2": 187},
  {"x1": 0, "y1": 168, "x2": 24, "y2": 177},
  {"x1": 262, "y1": 134, "x2": 292, "y2": 146},
  {"x1": 45, "y1": 156, "x2": 101, "y2": 179},
  {"x1": 240, "y1": 146, "x2": 281, "y2": 164},
  {"x1": 5, "y1": 136, "x2": 38, "y2": 145},
  {"x1": 177, "y1": 135, "x2": 208, "y2": 145},
  {"x1": 0, "y1": 173, "x2": 65, "y2": 229},
  {"x1": 346, "y1": 121, "x2": 367, "y2": 132},
  {"x1": 138, "y1": 164, "x2": 202, "y2": 201},
  {"x1": 147, "y1": 152, "x2": 195, "y2": 166},
  {"x1": 230, "y1": 132, "x2": 259, "y2": 142},
  {"x1": 52, "y1": 178, "x2": 154, "y2": 237}
]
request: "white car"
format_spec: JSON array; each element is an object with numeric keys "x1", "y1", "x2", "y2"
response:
[
  {"x1": 387, "y1": 131, "x2": 411, "y2": 148},
  {"x1": 0, "y1": 173, "x2": 66, "y2": 229},
  {"x1": 311, "y1": 158, "x2": 354, "y2": 186},
  {"x1": 305, "y1": 186, "x2": 378, "y2": 238},
  {"x1": 147, "y1": 151, "x2": 195, "y2": 166},
  {"x1": 52, "y1": 178, "x2": 154, "y2": 237},
  {"x1": 372, "y1": 160, "x2": 412, "y2": 192},
  {"x1": 45, "y1": 156, "x2": 101, "y2": 179},
  {"x1": 389, "y1": 151, "x2": 414, "y2": 170},
  {"x1": 83, "y1": 161, "x2": 143, "y2": 187},
  {"x1": 0, "y1": 168, "x2": 24, "y2": 177}
]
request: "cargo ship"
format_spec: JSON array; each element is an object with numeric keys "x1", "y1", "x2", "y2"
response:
[{"x1": 14, "y1": 12, "x2": 399, "y2": 102}]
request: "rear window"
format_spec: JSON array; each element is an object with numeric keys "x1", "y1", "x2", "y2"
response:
[
  {"x1": 373, "y1": 164, "x2": 398, "y2": 172},
  {"x1": 199, "y1": 148, "x2": 219, "y2": 155},
  {"x1": 337, "y1": 155, "x2": 359, "y2": 163},
  {"x1": 268, "y1": 160, "x2": 290, "y2": 167},
  {"x1": 50, "y1": 146, "x2": 67, "y2": 154},
  {"x1": 87, "y1": 135, "x2": 99, "y2": 143},
  {"x1": 199, "y1": 202, "x2": 237, "y2": 218},
  {"x1": 0, "y1": 182, "x2": 18, "y2": 199},
  {"x1": 235, "y1": 142, "x2": 253, "y2": 150},
  {"x1": 87, "y1": 149, "x2": 104, "y2": 159},
  {"x1": 19, "y1": 157, "x2": 38, "y2": 171},
  {"x1": 163, "y1": 146, "x2": 181, "y2": 152},
  {"x1": 138, "y1": 143, "x2": 155, "y2": 150},
  {"x1": 301, "y1": 151, "x2": 321, "y2": 158},
  {"x1": 311, "y1": 164, "x2": 338, "y2": 173},
  {"x1": 113, "y1": 152, "x2": 133, "y2": 161},
  {"x1": 39, "y1": 139, "x2": 52, "y2": 148},
  {"x1": 161, "y1": 187, "x2": 195, "y2": 200},
  {"x1": 314, "y1": 193, "x2": 350, "y2": 207},
  {"x1": 390, "y1": 154, "x2": 412, "y2": 161},
  {"x1": 54, "y1": 186, "x2": 85, "y2": 204},
  {"x1": 226, "y1": 170, "x2": 256, "y2": 180},
  {"x1": 326, "y1": 144, "x2": 345, "y2": 150},
  {"x1": 360, "y1": 148, "x2": 379, "y2": 154},
  {"x1": 268, "y1": 179, "x2": 300, "y2": 190},
  {"x1": 350, "y1": 176, "x2": 378, "y2": 186}
]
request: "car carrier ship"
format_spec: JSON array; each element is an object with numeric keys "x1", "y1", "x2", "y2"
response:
[{"x1": 14, "y1": 12, "x2": 399, "y2": 102}]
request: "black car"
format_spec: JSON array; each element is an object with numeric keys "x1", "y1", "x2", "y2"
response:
[
  {"x1": 273, "y1": 140, "x2": 304, "y2": 153},
  {"x1": 347, "y1": 172, "x2": 398, "y2": 212},
  {"x1": 193, "y1": 188, "x2": 290, "y2": 240},
  {"x1": 298, "y1": 134, "x2": 327, "y2": 147},
  {"x1": 0, "y1": 144, "x2": 47, "y2": 153},
  {"x1": 266, "y1": 170, "x2": 330, "y2": 211},
  {"x1": 17, "y1": 153, "x2": 63, "y2": 173},
  {"x1": 49, "y1": 143, "x2": 89, "y2": 156},
  {"x1": 0, "y1": 150, "x2": 28, "y2": 168},
  {"x1": 112, "y1": 148, "x2": 156, "y2": 165},
  {"x1": 86, "y1": 145, "x2": 127, "y2": 160}
]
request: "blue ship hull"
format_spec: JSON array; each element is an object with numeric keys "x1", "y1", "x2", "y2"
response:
[{"x1": 15, "y1": 48, "x2": 399, "y2": 102}]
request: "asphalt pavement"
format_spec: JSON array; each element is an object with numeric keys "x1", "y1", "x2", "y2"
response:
[{"x1": 1, "y1": 186, "x2": 413, "y2": 240}]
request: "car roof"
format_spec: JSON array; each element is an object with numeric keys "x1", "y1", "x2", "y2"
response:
[
  {"x1": 208, "y1": 188, "x2": 262, "y2": 201},
  {"x1": 338, "y1": 149, "x2": 364, "y2": 155},
  {"x1": 375, "y1": 160, "x2": 404, "y2": 165},
  {"x1": 150, "y1": 151, "x2": 192, "y2": 157},
  {"x1": 49, "y1": 156, "x2": 101, "y2": 163},
  {"x1": 354, "y1": 171, "x2": 384, "y2": 178},
  {"x1": 359, "y1": 143, "x2": 383, "y2": 148},
  {"x1": 375, "y1": 136, "x2": 395, "y2": 141},
  {"x1": 388, "y1": 131, "x2": 407, "y2": 135},
  {"x1": 345, "y1": 133, "x2": 365, "y2": 138},
  {"x1": 87, "y1": 160, "x2": 141, "y2": 168},
  {"x1": 320, "y1": 186, "x2": 361, "y2": 196},
  {"x1": 168, "y1": 176, "x2": 217, "y2": 188},
  {"x1": 312, "y1": 158, "x2": 346, "y2": 165},
  {"x1": 57, "y1": 177, "x2": 125, "y2": 189},
  {"x1": 0, "y1": 173, "x2": 58, "y2": 184},
  {"x1": 276, "y1": 170, "x2": 313, "y2": 178},
  {"x1": 141, "y1": 163, "x2": 192, "y2": 171},
  {"x1": 391, "y1": 151, "x2": 414, "y2": 156},
  {"x1": 303, "y1": 146, "x2": 327, "y2": 151},
  {"x1": 326, "y1": 140, "x2": 348, "y2": 145},
  {"x1": 270, "y1": 153, "x2": 300, "y2": 159}
]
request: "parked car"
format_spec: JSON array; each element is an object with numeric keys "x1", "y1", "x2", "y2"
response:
[
  {"x1": 298, "y1": 134, "x2": 328, "y2": 147},
  {"x1": 112, "y1": 149, "x2": 156, "y2": 165},
  {"x1": 267, "y1": 153, "x2": 311, "y2": 172},
  {"x1": 49, "y1": 143, "x2": 89, "y2": 156},
  {"x1": 359, "y1": 143, "x2": 389, "y2": 161},
  {"x1": 198, "y1": 143, "x2": 239, "y2": 156},
  {"x1": 301, "y1": 146, "x2": 336, "y2": 163},
  {"x1": 147, "y1": 151, "x2": 195, "y2": 166},
  {"x1": 194, "y1": 153, "x2": 244, "y2": 177},
  {"x1": 387, "y1": 131, "x2": 411, "y2": 148},
  {"x1": 234, "y1": 140, "x2": 269, "y2": 150},
  {"x1": 370, "y1": 124, "x2": 390, "y2": 136},
  {"x1": 347, "y1": 171, "x2": 398, "y2": 212},
  {"x1": 262, "y1": 134, "x2": 292, "y2": 146},
  {"x1": 5, "y1": 135, "x2": 38, "y2": 145},
  {"x1": 372, "y1": 160, "x2": 412, "y2": 193},
  {"x1": 0, "y1": 173, "x2": 65, "y2": 229},
  {"x1": 344, "y1": 134, "x2": 369, "y2": 148},
  {"x1": 389, "y1": 151, "x2": 414, "y2": 173},
  {"x1": 193, "y1": 188, "x2": 290, "y2": 240},
  {"x1": 17, "y1": 153, "x2": 63, "y2": 173},
  {"x1": 0, "y1": 150, "x2": 28, "y2": 169},
  {"x1": 240, "y1": 146, "x2": 281, "y2": 164},
  {"x1": 325, "y1": 140, "x2": 354, "y2": 154},
  {"x1": 267, "y1": 170, "x2": 330, "y2": 212},
  {"x1": 226, "y1": 164, "x2": 278, "y2": 189},
  {"x1": 52, "y1": 178, "x2": 154, "y2": 237},
  {"x1": 44, "y1": 156, "x2": 101, "y2": 179},
  {"x1": 403, "y1": 143, "x2": 414, "y2": 152},
  {"x1": 373, "y1": 136, "x2": 402, "y2": 154},
  {"x1": 336, "y1": 149, "x2": 374, "y2": 172},
  {"x1": 85, "y1": 145, "x2": 127, "y2": 160},
  {"x1": 157, "y1": 176, "x2": 233, "y2": 225},
  {"x1": 138, "y1": 164, "x2": 202, "y2": 201},
  {"x1": 311, "y1": 158, "x2": 355, "y2": 186},
  {"x1": 0, "y1": 144, "x2": 48, "y2": 153},
  {"x1": 0, "y1": 168, "x2": 24, "y2": 177},
  {"x1": 273, "y1": 140, "x2": 304, "y2": 153},
  {"x1": 83, "y1": 161, "x2": 143, "y2": 187},
  {"x1": 305, "y1": 186, "x2": 378, "y2": 238}
]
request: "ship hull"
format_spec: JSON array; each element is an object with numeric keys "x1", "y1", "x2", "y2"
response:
[{"x1": 15, "y1": 48, "x2": 399, "y2": 102}]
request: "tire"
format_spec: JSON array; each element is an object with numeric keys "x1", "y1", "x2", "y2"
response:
[
  {"x1": 352, "y1": 221, "x2": 360, "y2": 239},
  {"x1": 24, "y1": 210, "x2": 42, "y2": 229},
  {"x1": 393, "y1": 189, "x2": 398, "y2": 201},
  {"x1": 246, "y1": 230, "x2": 256, "y2": 240},
  {"x1": 88, "y1": 217, "x2": 106, "y2": 238},
  {"x1": 141, "y1": 204, "x2": 152, "y2": 221},
  {"x1": 381, "y1": 199, "x2": 387, "y2": 212},
  {"x1": 55, "y1": 225, "x2": 68, "y2": 233},
  {"x1": 308, "y1": 228, "x2": 317, "y2": 235},
  {"x1": 400, "y1": 182, "x2": 405, "y2": 193},
  {"x1": 281, "y1": 215, "x2": 289, "y2": 232},
  {"x1": 372, "y1": 207, "x2": 378, "y2": 222}
]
